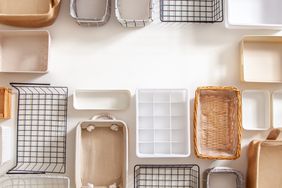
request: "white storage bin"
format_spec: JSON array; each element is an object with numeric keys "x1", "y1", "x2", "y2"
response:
[
  {"x1": 0, "y1": 126, "x2": 12, "y2": 165},
  {"x1": 75, "y1": 114, "x2": 128, "y2": 188},
  {"x1": 136, "y1": 89, "x2": 190, "y2": 158},
  {"x1": 73, "y1": 90, "x2": 131, "y2": 110},
  {"x1": 0, "y1": 30, "x2": 49, "y2": 73},
  {"x1": 272, "y1": 91, "x2": 282, "y2": 128},
  {"x1": 242, "y1": 90, "x2": 270, "y2": 130},
  {"x1": 241, "y1": 36, "x2": 282, "y2": 83},
  {"x1": 226, "y1": 0, "x2": 282, "y2": 29}
]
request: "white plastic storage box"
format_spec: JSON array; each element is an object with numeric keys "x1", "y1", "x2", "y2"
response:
[
  {"x1": 272, "y1": 91, "x2": 282, "y2": 128},
  {"x1": 226, "y1": 0, "x2": 282, "y2": 29},
  {"x1": 75, "y1": 114, "x2": 128, "y2": 188},
  {"x1": 73, "y1": 90, "x2": 131, "y2": 110},
  {"x1": 0, "y1": 175, "x2": 70, "y2": 188},
  {"x1": 241, "y1": 36, "x2": 282, "y2": 83},
  {"x1": 242, "y1": 90, "x2": 270, "y2": 130},
  {"x1": 0, "y1": 30, "x2": 49, "y2": 73},
  {"x1": 136, "y1": 89, "x2": 190, "y2": 158}
]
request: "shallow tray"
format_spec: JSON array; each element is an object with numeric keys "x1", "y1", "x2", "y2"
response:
[
  {"x1": 0, "y1": 31, "x2": 49, "y2": 73},
  {"x1": 70, "y1": 0, "x2": 111, "y2": 26},
  {"x1": 73, "y1": 90, "x2": 130, "y2": 110},
  {"x1": 242, "y1": 90, "x2": 270, "y2": 130},
  {"x1": 136, "y1": 89, "x2": 190, "y2": 158},
  {"x1": 194, "y1": 86, "x2": 242, "y2": 160},
  {"x1": 0, "y1": 0, "x2": 61, "y2": 27},
  {"x1": 241, "y1": 36, "x2": 282, "y2": 83},
  {"x1": 115, "y1": 0, "x2": 153, "y2": 27},
  {"x1": 226, "y1": 0, "x2": 282, "y2": 29},
  {"x1": 75, "y1": 114, "x2": 128, "y2": 188}
]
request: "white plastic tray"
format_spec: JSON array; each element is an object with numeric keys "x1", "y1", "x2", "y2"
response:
[
  {"x1": 241, "y1": 36, "x2": 282, "y2": 83},
  {"x1": 226, "y1": 0, "x2": 282, "y2": 29},
  {"x1": 0, "y1": 30, "x2": 49, "y2": 73},
  {"x1": 73, "y1": 90, "x2": 130, "y2": 110},
  {"x1": 272, "y1": 91, "x2": 282, "y2": 128},
  {"x1": 242, "y1": 90, "x2": 270, "y2": 130},
  {"x1": 136, "y1": 89, "x2": 190, "y2": 158}
]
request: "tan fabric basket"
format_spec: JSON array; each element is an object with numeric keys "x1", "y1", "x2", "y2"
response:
[
  {"x1": 247, "y1": 129, "x2": 282, "y2": 188},
  {"x1": 194, "y1": 86, "x2": 242, "y2": 160},
  {"x1": 0, "y1": 0, "x2": 61, "y2": 27}
]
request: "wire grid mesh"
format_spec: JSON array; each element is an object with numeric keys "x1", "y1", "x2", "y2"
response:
[
  {"x1": 0, "y1": 175, "x2": 69, "y2": 188},
  {"x1": 134, "y1": 164, "x2": 200, "y2": 188},
  {"x1": 70, "y1": 0, "x2": 111, "y2": 26},
  {"x1": 160, "y1": 0, "x2": 223, "y2": 23},
  {"x1": 8, "y1": 83, "x2": 68, "y2": 174}
]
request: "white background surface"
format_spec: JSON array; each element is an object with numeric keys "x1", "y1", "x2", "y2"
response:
[{"x1": 0, "y1": 0, "x2": 282, "y2": 187}]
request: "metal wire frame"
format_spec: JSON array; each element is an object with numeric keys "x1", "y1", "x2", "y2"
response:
[
  {"x1": 115, "y1": 0, "x2": 153, "y2": 27},
  {"x1": 134, "y1": 164, "x2": 200, "y2": 188},
  {"x1": 203, "y1": 167, "x2": 245, "y2": 188},
  {"x1": 8, "y1": 83, "x2": 68, "y2": 174},
  {"x1": 160, "y1": 0, "x2": 224, "y2": 23},
  {"x1": 70, "y1": 0, "x2": 111, "y2": 26},
  {"x1": 0, "y1": 175, "x2": 69, "y2": 188}
]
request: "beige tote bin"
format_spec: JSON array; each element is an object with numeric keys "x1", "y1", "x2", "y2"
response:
[
  {"x1": 0, "y1": 0, "x2": 61, "y2": 27},
  {"x1": 247, "y1": 129, "x2": 282, "y2": 188},
  {"x1": 241, "y1": 36, "x2": 282, "y2": 83},
  {"x1": 75, "y1": 114, "x2": 128, "y2": 188}
]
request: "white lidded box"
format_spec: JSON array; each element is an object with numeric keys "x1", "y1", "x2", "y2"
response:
[
  {"x1": 136, "y1": 89, "x2": 190, "y2": 158},
  {"x1": 0, "y1": 30, "x2": 49, "y2": 73},
  {"x1": 73, "y1": 90, "x2": 131, "y2": 110},
  {"x1": 242, "y1": 90, "x2": 270, "y2": 130},
  {"x1": 241, "y1": 36, "x2": 282, "y2": 83},
  {"x1": 75, "y1": 114, "x2": 128, "y2": 188},
  {"x1": 226, "y1": 0, "x2": 282, "y2": 29}
]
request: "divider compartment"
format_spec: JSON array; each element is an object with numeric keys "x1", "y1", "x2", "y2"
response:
[{"x1": 136, "y1": 89, "x2": 190, "y2": 158}]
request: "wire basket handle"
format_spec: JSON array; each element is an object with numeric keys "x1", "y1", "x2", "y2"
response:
[
  {"x1": 267, "y1": 129, "x2": 282, "y2": 140},
  {"x1": 91, "y1": 114, "x2": 116, "y2": 121}
]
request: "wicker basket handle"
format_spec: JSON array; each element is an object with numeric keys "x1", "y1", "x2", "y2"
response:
[{"x1": 267, "y1": 129, "x2": 282, "y2": 140}]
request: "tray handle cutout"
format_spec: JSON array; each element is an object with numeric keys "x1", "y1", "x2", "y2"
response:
[
  {"x1": 91, "y1": 114, "x2": 116, "y2": 121},
  {"x1": 267, "y1": 128, "x2": 282, "y2": 140}
]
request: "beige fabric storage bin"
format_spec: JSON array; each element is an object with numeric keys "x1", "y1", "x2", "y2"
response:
[
  {"x1": 0, "y1": 0, "x2": 61, "y2": 27},
  {"x1": 247, "y1": 129, "x2": 282, "y2": 188},
  {"x1": 75, "y1": 114, "x2": 128, "y2": 188}
]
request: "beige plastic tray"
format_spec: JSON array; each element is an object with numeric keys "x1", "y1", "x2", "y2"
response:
[
  {"x1": 0, "y1": 31, "x2": 49, "y2": 73},
  {"x1": 241, "y1": 36, "x2": 282, "y2": 83},
  {"x1": 75, "y1": 114, "x2": 128, "y2": 188}
]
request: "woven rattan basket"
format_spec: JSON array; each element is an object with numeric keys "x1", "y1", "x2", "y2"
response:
[{"x1": 194, "y1": 86, "x2": 242, "y2": 160}]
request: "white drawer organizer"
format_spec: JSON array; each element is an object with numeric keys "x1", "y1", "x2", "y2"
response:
[
  {"x1": 73, "y1": 90, "x2": 131, "y2": 110},
  {"x1": 136, "y1": 89, "x2": 190, "y2": 158},
  {"x1": 0, "y1": 30, "x2": 49, "y2": 73},
  {"x1": 241, "y1": 36, "x2": 282, "y2": 83},
  {"x1": 226, "y1": 0, "x2": 282, "y2": 29},
  {"x1": 242, "y1": 90, "x2": 270, "y2": 130},
  {"x1": 75, "y1": 114, "x2": 128, "y2": 188}
]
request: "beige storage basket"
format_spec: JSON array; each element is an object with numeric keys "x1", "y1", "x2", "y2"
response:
[
  {"x1": 75, "y1": 114, "x2": 128, "y2": 188},
  {"x1": 247, "y1": 129, "x2": 282, "y2": 188},
  {"x1": 0, "y1": 0, "x2": 61, "y2": 27},
  {"x1": 194, "y1": 86, "x2": 242, "y2": 160},
  {"x1": 0, "y1": 87, "x2": 11, "y2": 120}
]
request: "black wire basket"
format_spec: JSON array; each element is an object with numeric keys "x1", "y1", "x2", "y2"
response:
[
  {"x1": 160, "y1": 0, "x2": 224, "y2": 23},
  {"x1": 8, "y1": 83, "x2": 68, "y2": 174},
  {"x1": 134, "y1": 164, "x2": 200, "y2": 188}
]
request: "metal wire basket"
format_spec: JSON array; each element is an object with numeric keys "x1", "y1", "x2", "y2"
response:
[
  {"x1": 134, "y1": 164, "x2": 200, "y2": 188},
  {"x1": 160, "y1": 0, "x2": 223, "y2": 23},
  {"x1": 8, "y1": 83, "x2": 68, "y2": 174},
  {"x1": 70, "y1": 0, "x2": 111, "y2": 26},
  {"x1": 194, "y1": 86, "x2": 242, "y2": 160},
  {"x1": 115, "y1": 0, "x2": 153, "y2": 27},
  {"x1": 0, "y1": 175, "x2": 69, "y2": 188},
  {"x1": 203, "y1": 167, "x2": 245, "y2": 188}
]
